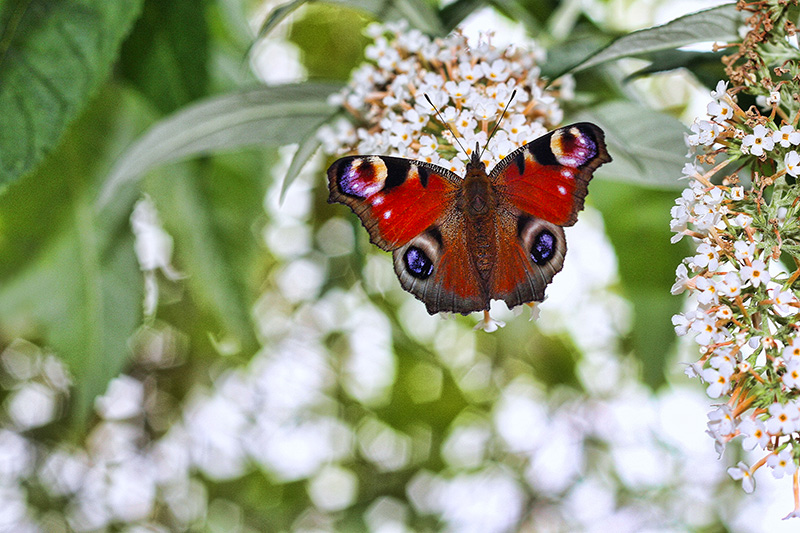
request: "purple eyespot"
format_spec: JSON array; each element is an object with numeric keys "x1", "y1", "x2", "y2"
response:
[
  {"x1": 558, "y1": 128, "x2": 598, "y2": 167},
  {"x1": 338, "y1": 159, "x2": 384, "y2": 198},
  {"x1": 404, "y1": 247, "x2": 433, "y2": 279},
  {"x1": 530, "y1": 230, "x2": 555, "y2": 265}
]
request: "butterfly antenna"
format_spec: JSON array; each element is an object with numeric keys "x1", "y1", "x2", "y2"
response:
[
  {"x1": 479, "y1": 89, "x2": 517, "y2": 160},
  {"x1": 424, "y1": 93, "x2": 470, "y2": 159}
]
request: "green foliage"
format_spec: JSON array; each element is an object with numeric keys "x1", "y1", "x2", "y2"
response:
[
  {"x1": 559, "y1": 3, "x2": 745, "y2": 75},
  {"x1": 96, "y1": 82, "x2": 342, "y2": 211},
  {"x1": 0, "y1": 0, "x2": 749, "y2": 527},
  {"x1": 0, "y1": 0, "x2": 144, "y2": 187},
  {"x1": 261, "y1": 0, "x2": 444, "y2": 39},
  {"x1": 591, "y1": 181, "x2": 690, "y2": 388},
  {"x1": 572, "y1": 101, "x2": 689, "y2": 189},
  {"x1": 118, "y1": 0, "x2": 211, "y2": 113},
  {"x1": 0, "y1": 85, "x2": 147, "y2": 429},
  {"x1": 0, "y1": 0, "x2": 737, "y2": 426},
  {"x1": 288, "y1": 3, "x2": 371, "y2": 80},
  {"x1": 328, "y1": 0, "x2": 444, "y2": 35}
]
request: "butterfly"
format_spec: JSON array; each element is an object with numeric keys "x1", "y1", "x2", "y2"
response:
[{"x1": 326, "y1": 122, "x2": 611, "y2": 315}]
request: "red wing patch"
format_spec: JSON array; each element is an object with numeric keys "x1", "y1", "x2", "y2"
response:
[
  {"x1": 328, "y1": 156, "x2": 461, "y2": 250},
  {"x1": 490, "y1": 123, "x2": 611, "y2": 227}
]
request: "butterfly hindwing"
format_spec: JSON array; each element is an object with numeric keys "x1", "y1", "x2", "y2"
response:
[
  {"x1": 392, "y1": 215, "x2": 489, "y2": 315},
  {"x1": 327, "y1": 155, "x2": 461, "y2": 251},
  {"x1": 490, "y1": 122, "x2": 610, "y2": 227},
  {"x1": 488, "y1": 213, "x2": 567, "y2": 309}
]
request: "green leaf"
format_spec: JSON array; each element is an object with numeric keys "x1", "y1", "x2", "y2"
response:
[
  {"x1": 281, "y1": 126, "x2": 323, "y2": 202},
  {"x1": 288, "y1": 3, "x2": 370, "y2": 81},
  {"x1": 328, "y1": 0, "x2": 445, "y2": 35},
  {"x1": 570, "y1": 101, "x2": 688, "y2": 190},
  {"x1": 258, "y1": 0, "x2": 446, "y2": 38},
  {"x1": 564, "y1": 3, "x2": 743, "y2": 74},
  {"x1": 256, "y1": 0, "x2": 308, "y2": 41},
  {"x1": 591, "y1": 182, "x2": 690, "y2": 389},
  {"x1": 0, "y1": 0, "x2": 144, "y2": 188},
  {"x1": 118, "y1": 0, "x2": 211, "y2": 113},
  {"x1": 626, "y1": 50, "x2": 728, "y2": 91},
  {"x1": 625, "y1": 49, "x2": 726, "y2": 78},
  {"x1": 439, "y1": 0, "x2": 483, "y2": 32},
  {"x1": 0, "y1": 85, "x2": 151, "y2": 430},
  {"x1": 97, "y1": 82, "x2": 343, "y2": 211},
  {"x1": 144, "y1": 156, "x2": 264, "y2": 356},
  {"x1": 541, "y1": 27, "x2": 612, "y2": 80},
  {"x1": 489, "y1": 0, "x2": 542, "y2": 36}
]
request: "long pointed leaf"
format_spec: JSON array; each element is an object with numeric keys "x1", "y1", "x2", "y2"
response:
[
  {"x1": 328, "y1": 0, "x2": 445, "y2": 35},
  {"x1": 257, "y1": 0, "x2": 308, "y2": 40},
  {"x1": 571, "y1": 101, "x2": 688, "y2": 189},
  {"x1": 146, "y1": 159, "x2": 261, "y2": 355},
  {"x1": 258, "y1": 0, "x2": 446, "y2": 41},
  {"x1": 564, "y1": 4, "x2": 743, "y2": 75},
  {"x1": 97, "y1": 82, "x2": 343, "y2": 211},
  {"x1": 280, "y1": 127, "x2": 324, "y2": 202}
]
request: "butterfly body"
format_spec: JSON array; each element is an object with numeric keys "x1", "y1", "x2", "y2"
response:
[
  {"x1": 327, "y1": 123, "x2": 611, "y2": 315},
  {"x1": 460, "y1": 157, "x2": 497, "y2": 280}
]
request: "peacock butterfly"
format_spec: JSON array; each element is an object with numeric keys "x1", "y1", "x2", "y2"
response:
[{"x1": 327, "y1": 122, "x2": 611, "y2": 315}]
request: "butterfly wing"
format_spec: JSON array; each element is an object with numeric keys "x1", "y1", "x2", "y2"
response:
[
  {"x1": 391, "y1": 214, "x2": 491, "y2": 315},
  {"x1": 328, "y1": 155, "x2": 461, "y2": 250},
  {"x1": 487, "y1": 123, "x2": 611, "y2": 308},
  {"x1": 328, "y1": 155, "x2": 488, "y2": 314},
  {"x1": 327, "y1": 123, "x2": 611, "y2": 315},
  {"x1": 489, "y1": 213, "x2": 568, "y2": 308},
  {"x1": 490, "y1": 122, "x2": 610, "y2": 226}
]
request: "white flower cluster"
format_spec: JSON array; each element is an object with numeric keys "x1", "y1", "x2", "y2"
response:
[
  {"x1": 0, "y1": 339, "x2": 70, "y2": 431},
  {"x1": 687, "y1": 81, "x2": 800, "y2": 168},
  {"x1": 672, "y1": 80, "x2": 800, "y2": 510},
  {"x1": 0, "y1": 325, "x2": 751, "y2": 532},
  {"x1": 0, "y1": 158, "x2": 760, "y2": 531},
  {"x1": 318, "y1": 20, "x2": 571, "y2": 171}
]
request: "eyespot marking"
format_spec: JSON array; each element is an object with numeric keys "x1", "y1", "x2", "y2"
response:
[
  {"x1": 551, "y1": 126, "x2": 598, "y2": 168},
  {"x1": 404, "y1": 246, "x2": 434, "y2": 279},
  {"x1": 338, "y1": 157, "x2": 388, "y2": 198},
  {"x1": 530, "y1": 230, "x2": 556, "y2": 265}
]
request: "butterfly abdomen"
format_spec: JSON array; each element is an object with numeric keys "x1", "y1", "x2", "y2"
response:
[
  {"x1": 468, "y1": 213, "x2": 496, "y2": 282},
  {"x1": 461, "y1": 162, "x2": 499, "y2": 284}
]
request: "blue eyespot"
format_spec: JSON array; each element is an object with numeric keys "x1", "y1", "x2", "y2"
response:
[
  {"x1": 404, "y1": 247, "x2": 434, "y2": 279},
  {"x1": 530, "y1": 230, "x2": 555, "y2": 265}
]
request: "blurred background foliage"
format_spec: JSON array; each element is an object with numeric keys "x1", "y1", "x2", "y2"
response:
[{"x1": 0, "y1": 0, "x2": 783, "y2": 531}]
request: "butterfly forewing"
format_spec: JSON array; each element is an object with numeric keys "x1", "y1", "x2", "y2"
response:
[
  {"x1": 490, "y1": 122, "x2": 610, "y2": 227},
  {"x1": 327, "y1": 155, "x2": 461, "y2": 250}
]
